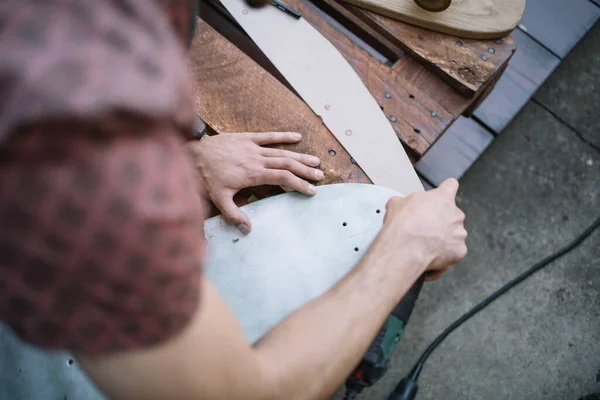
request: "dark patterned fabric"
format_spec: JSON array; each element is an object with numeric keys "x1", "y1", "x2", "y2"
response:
[{"x1": 0, "y1": 0, "x2": 206, "y2": 355}]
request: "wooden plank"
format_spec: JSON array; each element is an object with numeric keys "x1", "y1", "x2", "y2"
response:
[
  {"x1": 415, "y1": 116, "x2": 494, "y2": 186},
  {"x1": 520, "y1": 0, "x2": 600, "y2": 58},
  {"x1": 202, "y1": 0, "x2": 471, "y2": 159},
  {"x1": 342, "y1": 0, "x2": 525, "y2": 39},
  {"x1": 347, "y1": 5, "x2": 517, "y2": 97},
  {"x1": 474, "y1": 29, "x2": 560, "y2": 133},
  {"x1": 310, "y1": 0, "x2": 404, "y2": 63},
  {"x1": 190, "y1": 19, "x2": 371, "y2": 186},
  {"x1": 218, "y1": 0, "x2": 423, "y2": 193}
]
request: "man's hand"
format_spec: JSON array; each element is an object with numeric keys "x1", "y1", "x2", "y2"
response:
[
  {"x1": 187, "y1": 132, "x2": 323, "y2": 233},
  {"x1": 78, "y1": 179, "x2": 468, "y2": 400},
  {"x1": 377, "y1": 178, "x2": 467, "y2": 281}
]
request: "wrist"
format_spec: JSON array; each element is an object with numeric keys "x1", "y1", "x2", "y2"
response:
[{"x1": 354, "y1": 229, "x2": 428, "y2": 304}]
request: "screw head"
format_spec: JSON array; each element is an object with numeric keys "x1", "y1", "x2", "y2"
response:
[
  {"x1": 431, "y1": 111, "x2": 437, "y2": 117},
  {"x1": 481, "y1": 55, "x2": 489, "y2": 61},
  {"x1": 390, "y1": 116, "x2": 397, "y2": 122},
  {"x1": 488, "y1": 48, "x2": 495, "y2": 54},
  {"x1": 385, "y1": 93, "x2": 391, "y2": 99}
]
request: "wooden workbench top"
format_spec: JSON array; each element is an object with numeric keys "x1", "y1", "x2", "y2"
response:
[{"x1": 190, "y1": 0, "x2": 515, "y2": 189}]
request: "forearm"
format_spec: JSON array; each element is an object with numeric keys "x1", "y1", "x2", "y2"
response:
[
  {"x1": 256, "y1": 229, "x2": 426, "y2": 399},
  {"x1": 78, "y1": 230, "x2": 427, "y2": 400}
]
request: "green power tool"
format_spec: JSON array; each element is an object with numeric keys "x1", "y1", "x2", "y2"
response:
[{"x1": 344, "y1": 277, "x2": 425, "y2": 400}]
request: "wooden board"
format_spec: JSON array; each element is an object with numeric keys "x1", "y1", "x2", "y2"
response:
[
  {"x1": 200, "y1": 0, "x2": 473, "y2": 160},
  {"x1": 218, "y1": 0, "x2": 423, "y2": 194},
  {"x1": 474, "y1": 29, "x2": 560, "y2": 133},
  {"x1": 342, "y1": 0, "x2": 525, "y2": 39},
  {"x1": 204, "y1": 183, "x2": 401, "y2": 343},
  {"x1": 520, "y1": 0, "x2": 600, "y2": 58},
  {"x1": 415, "y1": 116, "x2": 493, "y2": 186},
  {"x1": 190, "y1": 19, "x2": 371, "y2": 186},
  {"x1": 346, "y1": 4, "x2": 517, "y2": 97}
]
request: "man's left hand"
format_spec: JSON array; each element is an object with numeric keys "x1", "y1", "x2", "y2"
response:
[{"x1": 187, "y1": 132, "x2": 323, "y2": 233}]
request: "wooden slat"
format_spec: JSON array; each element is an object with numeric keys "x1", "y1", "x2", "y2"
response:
[
  {"x1": 520, "y1": 0, "x2": 600, "y2": 58},
  {"x1": 415, "y1": 117, "x2": 494, "y2": 186},
  {"x1": 202, "y1": 0, "x2": 472, "y2": 159},
  {"x1": 310, "y1": 0, "x2": 404, "y2": 63},
  {"x1": 346, "y1": 5, "x2": 517, "y2": 97},
  {"x1": 190, "y1": 19, "x2": 371, "y2": 186},
  {"x1": 474, "y1": 29, "x2": 560, "y2": 133}
]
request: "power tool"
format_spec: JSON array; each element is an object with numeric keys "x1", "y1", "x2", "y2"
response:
[{"x1": 344, "y1": 276, "x2": 425, "y2": 400}]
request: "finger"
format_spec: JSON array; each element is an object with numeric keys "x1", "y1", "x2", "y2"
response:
[
  {"x1": 259, "y1": 170, "x2": 317, "y2": 196},
  {"x1": 261, "y1": 147, "x2": 320, "y2": 167},
  {"x1": 264, "y1": 157, "x2": 324, "y2": 181},
  {"x1": 251, "y1": 132, "x2": 302, "y2": 146},
  {"x1": 438, "y1": 178, "x2": 459, "y2": 197},
  {"x1": 213, "y1": 194, "x2": 252, "y2": 234}
]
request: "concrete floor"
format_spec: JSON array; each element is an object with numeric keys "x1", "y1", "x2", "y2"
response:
[{"x1": 352, "y1": 23, "x2": 600, "y2": 400}]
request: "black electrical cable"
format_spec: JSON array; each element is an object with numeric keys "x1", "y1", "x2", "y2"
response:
[{"x1": 387, "y1": 215, "x2": 600, "y2": 400}]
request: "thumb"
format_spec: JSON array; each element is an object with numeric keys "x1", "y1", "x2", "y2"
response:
[
  {"x1": 214, "y1": 194, "x2": 252, "y2": 234},
  {"x1": 438, "y1": 178, "x2": 459, "y2": 198}
]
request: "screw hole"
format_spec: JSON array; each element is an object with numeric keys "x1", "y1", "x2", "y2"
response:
[
  {"x1": 409, "y1": 94, "x2": 415, "y2": 99},
  {"x1": 343, "y1": 222, "x2": 347, "y2": 227},
  {"x1": 329, "y1": 149, "x2": 337, "y2": 156},
  {"x1": 414, "y1": 128, "x2": 421, "y2": 134},
  {"x1": 376, "y1": 209, "x2": 381, "y2": 214},
  {"x1": 354, "y1": 247, "x2": 359, "y2": 252},
  {"x1": 68, "y1": 359, "x2": 74, "y2": 365}
]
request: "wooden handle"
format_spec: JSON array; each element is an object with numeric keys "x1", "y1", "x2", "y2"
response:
[{"x1": 413, "y1": 0, "x2": 452, "y2": 12}]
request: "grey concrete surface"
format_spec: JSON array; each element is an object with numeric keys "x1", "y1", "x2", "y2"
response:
[
  {"x1": 342, "y1": 25, "x2": 600, "y2": 400},
  {"x1": 535, "y1": 22, "x2": 600, "y2": 150}
]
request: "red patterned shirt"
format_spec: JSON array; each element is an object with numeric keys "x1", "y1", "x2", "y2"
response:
[{"x1": 0, "y1": 0, "x2": 205, "y2": 355}]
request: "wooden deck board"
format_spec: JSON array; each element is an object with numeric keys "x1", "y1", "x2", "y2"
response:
[
  {"x1": 520, "y1": 0, "x2": 600, "y2": 58},
  {"x1": 415, "y1": 116, "x2": 494, "y2": 186},
  {"x1": 190, "y1": 19, "x2": 371, "y2": 186},
  {"x1": 474, "y1": 29, "x2": 560, "y2": 133},
  {"x1": 349, "y1": 5, "x2": 517, "y2": 97}
]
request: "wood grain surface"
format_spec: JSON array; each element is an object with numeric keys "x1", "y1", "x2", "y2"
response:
[
  {"x1": 190, "y1": 19, "x2": 371, "y2": 186},
  {"x1": 217, "y1": 0, "x2": 424, "y2": 193},
  {"x1": 283, "y1": 0, "x2": 472, "y2": 155},
  {"x1": 341, "y1": 0, "x2": 525, "y2": 39},
  {"x1": 347, "y1": 5, "x2": 517, "y2": 97},
  {"x1": 200, "y1": 0, "x2": 473, "y2": 159}
]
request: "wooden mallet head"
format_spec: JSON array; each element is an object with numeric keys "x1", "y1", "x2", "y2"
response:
[{"x1": 413, "y1": 0, "x2": 452, "y2": 12}]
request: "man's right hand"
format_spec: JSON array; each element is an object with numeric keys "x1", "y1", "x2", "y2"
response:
[
  {"x1": 77, "y1": 178, "x2": 468, "y2": 400},
  {"x1": 379, "y1": 178, "x2": 468, "y2": 281}
]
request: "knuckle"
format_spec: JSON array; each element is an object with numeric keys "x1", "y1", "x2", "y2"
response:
[{"x1": 283, "y1": 158, "x2": 295, "y2": 170}]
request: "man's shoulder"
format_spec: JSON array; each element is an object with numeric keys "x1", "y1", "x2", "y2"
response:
[{"x1": 0, "y1": 0, "x2": 195, "y2": 142}]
